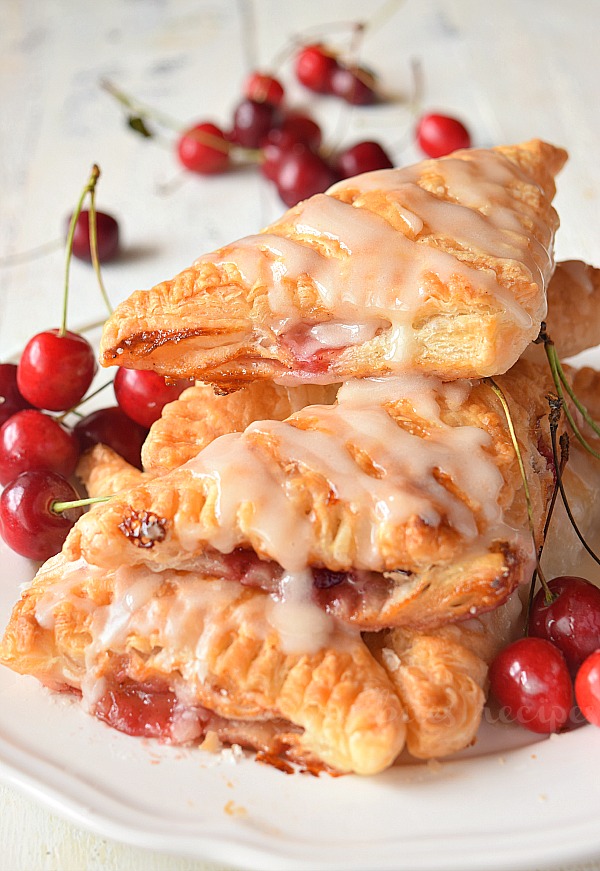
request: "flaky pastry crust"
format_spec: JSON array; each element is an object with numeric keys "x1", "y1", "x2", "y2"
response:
[
  {"x1": 64, "y1": 357, "x2": 555, "y2": 631},
  {"x1": 0, "y1": 554, "x2": 405, "y2": 775},
  {"x1": 142, "y1": 382, "x2": 338, "y2": 475},
  {"x1": 99, "y1": 140, "x2": 566, "y2": 386}
]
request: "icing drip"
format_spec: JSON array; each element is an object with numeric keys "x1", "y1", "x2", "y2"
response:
[{"x1": 186, "y1": 374, "x2": 520, "y2": 573}]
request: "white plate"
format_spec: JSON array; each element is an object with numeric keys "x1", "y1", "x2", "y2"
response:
[
  {"x1": 2, "y1": 339, "x2": 600, "y2": 871},
  {"x1": 1, "y1": 536, "x2": 600, "y2": 871}
]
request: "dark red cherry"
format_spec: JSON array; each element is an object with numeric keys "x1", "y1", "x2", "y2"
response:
[
  {"x1": 231, "y1": 99, "x2": 279, "y2": 149},
  {"x1": 575, "y1": 650, "x2": 600, "y2": 727},
  {"x1": 74, "y1": 406, "x2": 148, "y2": 470},
  {"x1": 0, "y1": 470, "x2": 83, "y2": 561},
  {"x1": 529, "y1": 576, "x2": 600, "y2": 676},
  {"x1": 279, "y1": 113, "x2": 322, "y2": 150},
  {"x1": 416, "y1": 113, "x2": 471, "y2": 158},
  {"x1": 244, "y1": 72, "x2": 284, "y2": 107},
  {"x1": 0, "y1": 409, "x2": 79, "y2": 485},
  {"x1": 114, "y1": 368, "x2": 188, "y2": 428},
  {"x1": 275, "y1": 146, "x2": 338, "y2": 207},
  {"x1": 67, "y1": 210, "x2": 120, "y2": 262},
  {"x1": 489, "y1": 637, "x2": 573, "y2": 734},
  {"x1": 329, "y1": 66, "x2": 377, "y2": 105},
  {"x1": 0, "y1": 363, "x2": 32, "y2": 427},
  {"x1": 336, "y1": 141, "x2": 393, "y2": 178},
  {"x1": 17, "y1": 329, "x2": 97, "y2": 411},
  {"x1": 295, "y1": 44, "x2": 338, "y2": 94},
  {"x1": 176, "y1": 123, "x2": 231, "y2": 174}
]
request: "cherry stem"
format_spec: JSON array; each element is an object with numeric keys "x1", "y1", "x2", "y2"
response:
[
  {"x1": 526, "y1": 397, "x2": 566, "y2": 625},
  {"x1": 484, "y1": 377, "x2": 551, "y2": 596},
  {"x1": 101, "y1": 79, "x2": 183, "y2": 134},
  {"x1": 51, "y1": 495, "x2": 111, "y2": 514},
  {"x1": 549, "y1": 412, "x2": 600, "y2": 568},
  {"x1": 537, "y1": 324, "x2": 600, "y2": 461},
  {"x1": 56, "y1": 378, "x2": 114, "y2": 421},
  {"x1": 101, "y1": 79, "x2": 261, "y2": 161},
  {"x1": 87, "y1": 184, "x2": 113, "y2": 315},
  {"x1": 62, "y1": 165, "x2": 101, "y2": 337}
]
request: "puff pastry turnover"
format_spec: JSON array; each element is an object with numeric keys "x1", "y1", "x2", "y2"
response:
[
  {"x1": 99, "y1": 140, "x2": 566, "y2": 385},
  {"x1": 64, "y1": 357, "x2": 556, "y2": 631},
  {"x1": 0, "y1": 553, "x2": 406, "y2": 775}
]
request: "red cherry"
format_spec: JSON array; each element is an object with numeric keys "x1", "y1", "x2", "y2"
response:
[
  {"x1": 489, "y1": 637, "x2": 573, "y2": 734},
  {"x1": 295, "y1": 44, "x2": 339, "y2": 94},
  {"x1": 416, "y1": 113, "x2": 471, "y2": 158},
  {"x1": 261, "y1": 134, "x2": 301, "y2": 182},
  {"x1": 114, "y1": 369, "x2": 188, "y2": 428},
  {"x1": 575, "y1": 650, "x2": 600, "y2": 727},
  {"x1": 529, "y1": 576, "x2": 600, "y2": 676},
  {"x1": 0, "y1": 409, "x2": 79, "y2": 485},
  {"x1": 244, "y1": 72, "x2": 284, "y2": 107},
  {"x1": 279, "y1": 113, "x2": 322, "y2": 150},
  {"x1": 336, "y1": 141, "x2": 394, "y2": 179},
  {"x1": 17, "y1": 329, "x2": 97, "y2": 412},
  {"x1": 0, "y1": 363, "x2": 32, "y2": 427},
  {"x1": 275, "y1": 146, "x2": 338, "y2": 207},
  {"x1": 74, "y1": 406, "x2": 148, "y2": 470},
  {"x1": 0, "y1": 470, "x2": 83, "y2": 561},
  {"x1": 231, "y1": 99, "x2": 279, "y2": 149},
  {"x1": 176, "y1": 123, "x2": 231, "y2": 174},
  {"x1": 329, "y1": 66, "x2": 377, "y2": 105},
  {"x1": 67, "y1": 210, "x2": 120, "y2": 262}
]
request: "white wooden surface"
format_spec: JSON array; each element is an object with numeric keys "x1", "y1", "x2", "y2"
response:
[{"x1": 1, "y1": 0, "x2": 599, "y2": 868}]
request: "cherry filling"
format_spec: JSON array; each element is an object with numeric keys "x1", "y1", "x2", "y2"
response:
[
  {"x1": 94, "y1": 679, "x2": 183, "y2": 739},
  {"x1": 216, "y1": 548, "x2": 396, "y2": 623}
]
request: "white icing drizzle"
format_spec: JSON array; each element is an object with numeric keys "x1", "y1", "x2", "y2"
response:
[
  {"x1": 33, "y1": 561, "x2": 347, "y2": 691},
  {"x1": 267, "y1": 569, "x2": 336, "y2": 654},
  {"x1": 186, "y1": 374, "x2": 520, "y2": 573},
  {"x1": 196, "y1": 148, "x2": 555, "y2": 363}
]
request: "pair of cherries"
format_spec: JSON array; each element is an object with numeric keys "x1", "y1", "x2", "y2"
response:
[
  {"x1": 0, "y1": 185, "x2": 187, "y2": 564},
  {"x1": 489, "y1": 576, "x2": 600, "y2": 732}
]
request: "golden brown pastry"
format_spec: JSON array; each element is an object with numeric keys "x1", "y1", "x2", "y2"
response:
[
  {"x1": 142, "y1": 381, "x2": 338, "y2": 475},
  {"x1": 368, "y1": 590, "x2": 523, "y2": 758},
  {"x1": 99, "y1": 140, "x2": 566, "y2": 386},
  {"x1": 77, "y1": 443, "x2": 146, "y2": 497},
  {"x1": 63, "y1": 357, "x2": 555, "y2": 632},
  {"x1": 0, "y1": 553, "x2": 405, "y2": 775},
  {"x1": 543, "y1": 261, "x2": 600, "y2": 357}
]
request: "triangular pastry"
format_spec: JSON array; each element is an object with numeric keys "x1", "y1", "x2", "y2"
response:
[
  {"x1": 0, "y1": 553, "x2": 405, "y2": 775},
  {"x1": 64, "y1": 357, "x2": 556, "y2": 631},
  {"x1": 127, "y1": 260, "x2": 599, "y2": 477},
  {"x1": 99, "y1": 140, "x2": 566, "y2": 385}
]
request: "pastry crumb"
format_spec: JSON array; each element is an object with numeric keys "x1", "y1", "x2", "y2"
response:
[
  {"x1": 224, "y1": 800, "x2": 247, "y2": 817},
  {"x1": 221, "y1": 743, "x2": 244, "y2": 764},
  {"x1": 538, "y1": 793, "x2": 548, "y2": 802},
  {"x1": 427, "y1": 758, "x2": 443, "y2": 772},
  {"x1": 200, "y1": 730, "x2": 222, "y2": 754},
  {"x1": 497, "y1": 756, "x2": 506, "y2": 765}
]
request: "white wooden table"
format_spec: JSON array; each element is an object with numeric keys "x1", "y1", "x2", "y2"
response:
[{"x1": 1, "y1": 0, "x2": 599, "y2": 868}]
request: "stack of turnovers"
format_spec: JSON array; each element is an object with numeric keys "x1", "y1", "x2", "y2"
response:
[{"x1": 4, "y1": 140, "x2": 600, "y2": 775}]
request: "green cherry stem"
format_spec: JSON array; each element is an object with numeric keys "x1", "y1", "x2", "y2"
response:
[
  {"x1": 484, "y1": 377, "x2": 552, "y2": 599},
  {"x1": 56, "y1": 378, "x2": 114, "y2": 422},
  {"x1": 51, "y1": 495, "x2": 111, "y2": 514},
  {"x1": 61, "y1": 164, "x2": 101, "y2": 337},
  {"x1": 87, "y1": 183, "x2": 113, "y2": 315}
]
